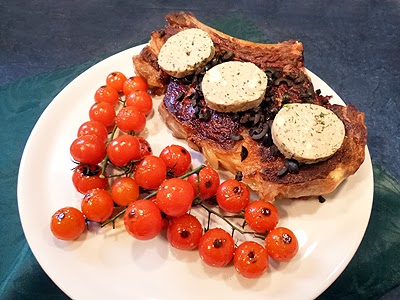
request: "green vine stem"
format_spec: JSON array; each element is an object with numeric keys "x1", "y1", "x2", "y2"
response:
[{"x1": 100, "y1": 125, "x2": 119, "y2": 178}]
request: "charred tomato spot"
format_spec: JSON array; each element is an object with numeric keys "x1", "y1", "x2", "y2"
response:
[
  {"x1": 213, "y1": 238, "x2": 223, "y2": 248},
  {"x1": 205, "y1": 180, "x2": 212, "y2": 188},
  {"x1": 261, "y1": 208, "x2": 271, "y2": 216},
  {"x1": 282, "y1": 233, "x2": 292, "y2": 244},
  {"x1": 180, "y1": 229, "x2": 190, "y2": 238}
]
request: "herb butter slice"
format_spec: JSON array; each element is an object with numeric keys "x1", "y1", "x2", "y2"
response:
[
  {"x1": 201, "y1": 61, "x2": 268, "y2": 112},
  {"x1": 271, "y1": 103, "x2": 345, "y2": 164},
  {"x1": 158, "y1": 28, "x2": 215, "y2": 78}
]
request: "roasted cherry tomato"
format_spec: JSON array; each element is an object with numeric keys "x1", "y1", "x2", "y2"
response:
[
  {"x1": 198, "y1": 228, "x2": 235, "y2": 267},
  {"x1": 136, "y1": 136, "x2": 152, "y2": 159},
  {"x1": 107, "y1": 135, "x2": 141, "y2": 167},
  {"x1": 106, "y1": 71, "x2": 127, "y2": 93},
  {"x1": 94, "y1": 85, "x2": 119, "y2": 106},
  {"x1": 70, "y1": 134, "x2": 106, "y2": 165},
  {"x1": 89, "y1": 101, "x2": 116, "y2": 127},
  {"x1": 216, "y1": 179, "x2": 250, "y2": 213},
  {"x1": 111, "y1": 177, "x2": 139, "y2": 207},
  {"x1": 72, "y1": 164, "x2": 107, "y2": 194},
  {"x1": 187, "y1": 166, "x2": 220, "y2": 200},
  {"x1": 159, "y1": 145, "x2": 192, "y2": 177},
  {"x1": 244, "y1": 200, "x2": 279, "y2": 233},
  {"x1": 134, "y1": 155, "x2": 167, "y2": 190},
  {"x1": 124, "y1": 200, "x2": 163, "y2": 240},
  {"x1": 122, "y1": 76, "x2": 148, "y2": 95},
  {"x1": 77, "y1": 120, "x2": 108, "y2": 142},
  {"x1": 265, "y1": 227, "x2": 299, "y2": 262},
  {"x1": 81, "y1": 188, "x2": 114, "y2": 223},
  {"x1": 234, "y1": 241, "x2": 269, "y2": 278},
  {"x1": 115, "y1": 106, "x2": 146, "y2": 134},
  {"x1": 167, "y1": 214, "x2": 203, "y2": 250},
  {"x1": 50, "y1": 207, "x2": 86, "y2": 240},
  {"x1": 156, "y1": 178, "x2": 194, "y2": 217},
  {"x1": 125, "y1": 90, "x2": 153, "y2": 115}
]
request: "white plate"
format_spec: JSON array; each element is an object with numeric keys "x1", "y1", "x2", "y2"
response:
[{"x1": 18, "y1": 44, "x2": 373, "y2": 300}]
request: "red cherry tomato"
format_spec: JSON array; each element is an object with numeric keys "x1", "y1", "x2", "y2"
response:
[
  {"x1": 89, "y1": 102, "x2": 116, "y2": 127},
  {"x1": 198, "y1": 228, "x2": 235, "y2": 267},
  {"x1": 156, "y1": 178, "x2": 194, "y2": 217},
  {"x1": 244, "y1": 200, "x2": 279, "y2": 233},
  {"x1": 265, "y1": 227, "x2": 299, "y2": 262},
  {"x1": 81, "y1": 188, "x2": 114, "y2": 223},
  {"x1": 159, "y1": 145, "x2": 192, "y2": 177},
  {"x1": 124, "y1": 200, "x2": 163, "y2": 240},
  {"x1": 136, "y1": 136, "x2": 152, "y2": 159},
  {"x1": 234, "y1": 241, "x2": 269, "y2": 278},
  {"x1": 50, "y1": 207, "x2": 86, "y2": 240},
  {"x1": 123, "y1": 76, "x2": 148, "y2": 95},
  {"x1": 111, "y1": 177, "x2": 139, "y2": 207},
  {"x1": 106, "y1": 71, "x2": 127, "y2": 93},
  {"x1": 216, "y1": 179, "x2": 250, "y2": 213},
  {"x1": 94, "y1": 85, "x2": 119, "y2": 106},
  {"x1": 70, "y1": 134, "x2": 106, "y2": 165},
  {"x1": 187, "y1": 166, "x2": 220, "y2": 200},
  {"x1": 107, "y1": 135, "x2": 141, "y2": 167},
  {"x1": 134, "y1": 155, "x2": 167, "y2": 190},
  {"x1": 125, "y1": 90, "x2": 153, "y2": 115},
  {"x1": 72, "y1": 164, "x2": 107, "y2": 194},
  {"x1": 167, "y1": 214, "x2": 203, "y2": 250},
  {"x1": 115, "y1": 106, "x2": 146, "y2": 134},
  {"x1": 77, "y1": 120, "x2": 108, "y2": 142}
]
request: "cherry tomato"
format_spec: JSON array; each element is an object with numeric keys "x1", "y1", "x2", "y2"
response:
[
  {"x1": 159, "y1": 145, "x2": 192, "y2": 177},
  {"x1": 107, "y1": 135, "x2": 141, "y2": 167},
  {"x1": 216, "y1": 179, "x2": 250, "y2": 213},
  {"x1": 70, "y1": 134, "x2": 106, "y2": 165},
  {"x1": 167, "y1": 214, "x2": 203, "y2": 250},
  {"x1": 89, "y1": 101, "x2": 116, "y2": 127},
  {"x1": 265, "y1": 227, "x2": 299, "y2": 262},
  {"x1": 244, "y1": 200, "x2": 279, "y2": 233},
  {"x1": 198, "y1": 228, "x2": 235, "y2": 267},
  {"x1": 125, "y1": 90, "x2": 153, "y2": 115},
  {"x1": 187, "y1": 166, "x2": 220, "y2": 200},
  {"x1": 81, "y1": 188, "x2": 114, "y2": 223},
  {"x1": 72, "y1": 164, "x2": 107, "y2": 194},
  {"x1": 106, "y1": 71, "x2": 127, "y2": 93},
  {"x1": 234, "y1": 241, "x2": 269, "y2": 278},
  {"x1": 77, "y1": 120, "x2": 108, "y2": 142},
  {"x1": 123, "y1": 76, "x2": 148, "y2": 95},
  {"x1": 134, "y1": 155, "x2": 167, "y2": 190},
  {"x1": 124, "y1": 199, "x2": 163, "y2": 240},
  {"x1": 115, "y1": 106, "x2": 146, "y2": 134},
  {"x1": 111, "y1": 177, "x2": 139, "y2": 207},
  {"x1": 94, "y1": 85, "x2": 119, "y2": 106},
  {"x1": 136, "y1": 136, "x2": 152, "y2": 159},
  {"x1": 156, "y1": 178, "x2": 194, "y2": 217},
  {"x1": 50, "y1": 207, "x2": 86, "y2": 240}
]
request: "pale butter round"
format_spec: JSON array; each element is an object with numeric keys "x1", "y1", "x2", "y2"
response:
[{"x1": 271, "y1": 103, "x2": 345, "y2": 164}]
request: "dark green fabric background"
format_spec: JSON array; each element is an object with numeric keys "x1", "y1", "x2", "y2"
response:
[{"x1": 1, "y1": 2, "x2": 400, "y2": 299}]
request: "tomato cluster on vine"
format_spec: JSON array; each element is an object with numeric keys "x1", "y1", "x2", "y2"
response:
[{"x1": 50, "y1": 71, "x2": 299, "y2": 279}]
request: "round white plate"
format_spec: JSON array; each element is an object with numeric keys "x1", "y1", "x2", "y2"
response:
[{"x1": 18, "y1": 44, "x2": 373, "y2": 300}]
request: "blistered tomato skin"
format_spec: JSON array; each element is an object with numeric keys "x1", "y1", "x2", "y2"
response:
[
  {"x1": 187, "y1": 166, "x2": 220, "y2": 200},
  {"x1": 216, "y1": 179, "x2": 250, "y2": 213},
  {"x1": 89, "y1": 102, "x2": 116, "y2": 127},
  {"x1": 265, "y1": 227, "x2": 299, "y2": 262},
  {"x1": 106, "y1": 71, "x2": 127, "y2": 93},
  {"x1": 111, "y1": 177, "x2": 139, "y2": 207},
  {"x1": 94, "y1": 85, "x2": 119, "y2": 106},
  {"x1": 70, "y1": 134, "x2": 106, "y2": 165},
  {"x1": 167, "y1": 214, "x2": 203, "y2": 250},
  {"x1": 107, "y1": 135, "x2": 141, "y2": 167},
  {"x1": 134, "y1": 155, "x2": 167, "y2": 190},
  {"x1": 115, "y1": 106, "x2": 146, "y2": 134},
  {"x1": 125, "y1": 90, "x2": 153, "y2": 115},
  {"x1": 159, "y1": 145, "x2": 192, "y2": 176},
  {"x1": 156, "y1": 178, "x2": 194, "y2": 217},
  {"x1": 72, "y1": 165, "x2": 108, "y2": 194},
  {"x1": 123, "y1": 76, "x2": 148, "y2": 95},
  {"x1": 198, "y1": 228, "x2": 235, "y2": 267},
  {"x1": 77, "y1": 120, "x2": 108, "y2": 142},
  {"x1": 50, "y1": 207, "x2": 86, "y2": 241},
  {"x1": 234, "y1": 241, "x2": 269, "y2": 278},
  {"x1": 124, "y1": 200, "x2": 163, "y2": 240},
  {"x1": 81, "y1": 189, "x2": 114, "y2": 223},
  {"x1": 244, "y1": 200, "x2": 279, "y2": 233}
]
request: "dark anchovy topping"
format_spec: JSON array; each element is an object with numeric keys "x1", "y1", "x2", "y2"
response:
[
  {"x1": 240, "y1": 146, "x2": 248, "y2": 162},
  {"x1": 235, "y1": 171, "x2": 243, "y2": 181}
]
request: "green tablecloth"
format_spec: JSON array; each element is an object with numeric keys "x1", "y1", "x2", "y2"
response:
[{"x1": 1, "y1": 12, "x2": 400, "y2": 300}]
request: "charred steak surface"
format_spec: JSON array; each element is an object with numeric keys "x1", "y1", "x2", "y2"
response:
[{"x1": 134, "y1": 12, "x2": 367, "y2": 201}]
